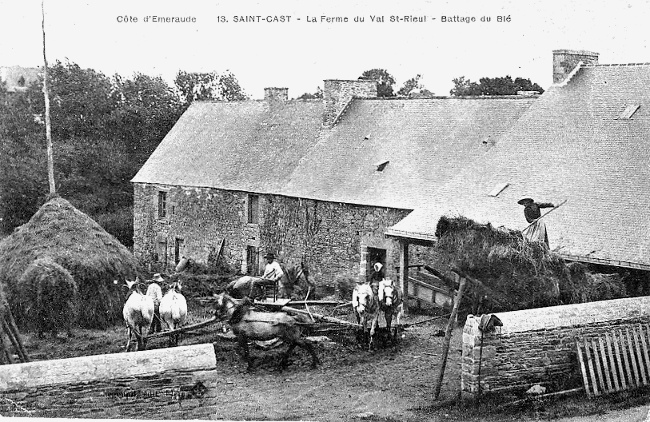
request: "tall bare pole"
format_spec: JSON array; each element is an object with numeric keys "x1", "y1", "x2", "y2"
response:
[{"x1": 42, "y1": 0, "x2": 56, "y2": 194}]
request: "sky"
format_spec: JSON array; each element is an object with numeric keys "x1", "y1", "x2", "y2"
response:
[{"x1": 1, "y1": 0, "x2": 649, "y2": 99}]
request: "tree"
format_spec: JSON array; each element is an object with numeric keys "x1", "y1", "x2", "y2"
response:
[
  {"x1": 174, "y1": 70, "x2": 248, "y2": 105},
  {"x1": 397, "y1": 74, "x2": 434, "y2": 97},
  {"x1": 109, "y1": 73, "x2": 183, "y2": 158},
  {"x1": 359, "y1": 68, "x2": 396, "y2": 97},
  {"x1": 450, "y1": 76, "x2": 482, "y2": 96},
  {"x1": 26, "y1": 60, "x2": 117, "y2": 140},
  {"x1": 297, "y1": 87, "x2": 323, "y2": 100},
  {"x1": 0, "y1": 83, "x2": 48, "y2": 233},
  {"x1": 450, "y1": 75, "x2": 544, "y2": 96}
]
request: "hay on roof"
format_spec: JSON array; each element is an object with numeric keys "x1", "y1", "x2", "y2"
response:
[
  {"x1": 433, "y1": 215, "x2": 626, "y2": 313},
  {"x1": 0, "y1": 196, "x2": 138, "y2": 329}
]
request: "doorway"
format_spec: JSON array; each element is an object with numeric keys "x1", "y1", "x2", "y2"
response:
[
  {"x1": 246, "y1": 245, "x2": 259, "y2": 275},
  {"x1": 367, "y1": 247, "x2": 387, "y2": 281}
]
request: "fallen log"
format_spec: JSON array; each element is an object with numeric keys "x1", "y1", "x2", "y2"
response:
[{"x1": 147, "y1": 317, "x2": 220, "y2": 339}]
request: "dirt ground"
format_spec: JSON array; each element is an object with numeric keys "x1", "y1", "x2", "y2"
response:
[{"x1": 13, "y1": 299, "x2": 650, "y2": 421}]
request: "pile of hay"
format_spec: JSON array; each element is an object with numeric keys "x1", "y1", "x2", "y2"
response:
[
  {"x1": 0, "y1": 196, "x2": 138, "y2": 329},
  {"x1": 433, "y1": 216, "x2": 626, "y2": 313},
  {"x1": 17, "y1": 257, "x2": 78, "y2": 337}
]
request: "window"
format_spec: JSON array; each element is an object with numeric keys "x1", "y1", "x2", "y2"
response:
[
  {"x1": 375, "y1": 160, "x2": 389, "y2": 172},
  {"x1": 246, "y1": 245, "x2": 259, "y2": 275},
  {"x1": 156, "y1": 240, "x2": 167, "y2": 264},
  {"x1": 17, "y1": 76, "x2": 25, "y2": 87},
  {"x1": 488, "y1": 182, "x2": 509, "y2": 197},
  {"x1": 616, "y1": 104, "x2": 640, "y2": 120},
  {"x1": 247, "y1": 194, "x2": 259, "y2": 224},
  {"x1": 174, "y1": 238, "x2": 184, "y2": 265},
  {"x1": 157, "y1": 191, "x2": 167, "y2": 218}
]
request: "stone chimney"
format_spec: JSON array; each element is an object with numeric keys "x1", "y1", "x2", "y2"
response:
[
  {"x1": 552, "y1": 49, "x2": 599, "y2": 84},
  {"x1": 264, "y1": 87, "x2": 289, "y2": 103},
  {"x1": 323, "y1": 79, "x2": 377, "y2": 126}
]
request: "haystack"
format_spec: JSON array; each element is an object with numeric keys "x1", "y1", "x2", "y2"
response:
[
  {"x1": 433, "y1": 216, "x2": 626, "y2": 313},
  {"x1": 0, "y1": 196, "x2": 138, "y2": 328},
  {"x1": 17, "y1": 257, "x2": 78, "y2": 337}
]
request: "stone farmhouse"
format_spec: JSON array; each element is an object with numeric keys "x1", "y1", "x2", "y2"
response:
[
  {"x1": 131, "y1": 79, "x2": 537, "y2": 285},
  {"x1": 388, "y1": 50, "x2": 650, "y2": 285}
]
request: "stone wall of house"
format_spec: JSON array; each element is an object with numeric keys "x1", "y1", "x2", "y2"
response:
[
  {"x1": 461, "y1": 296, "x2": 650, "y2": 396},
  {"x1": 133, "y1": 183, "x2": 258, "y2": 274},
  {"x1": 259, "y1": 195, "x2": 411, "y2": 285},
  {"x1": 133, "y1": 183, "x2": 434, "y2": 290}
]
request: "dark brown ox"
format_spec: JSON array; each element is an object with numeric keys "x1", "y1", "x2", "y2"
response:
[{"x1": 212, "y1": 292, "x2": 320, "y2": 371}]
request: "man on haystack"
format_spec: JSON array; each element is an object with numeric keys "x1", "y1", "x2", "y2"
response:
[{"x1": 518, "y1": 196, "x2": 556, "y2": 247}]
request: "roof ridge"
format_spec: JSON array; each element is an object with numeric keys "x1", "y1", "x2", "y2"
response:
[{"x1": 584, "y1": 62, "x2": 650, "y2": 67}]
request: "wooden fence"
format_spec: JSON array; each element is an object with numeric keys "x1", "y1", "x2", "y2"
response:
[{"x1": 576, "y1": 324, "x2": 650, "y2": 397}]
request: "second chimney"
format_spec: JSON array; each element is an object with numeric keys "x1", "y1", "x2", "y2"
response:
[
  {"x1": 323, "y1": 79, "x2": 377, "y2": 126},
  {"x1": 553, "y1": 49, "x2": 599, "y2": 84}
]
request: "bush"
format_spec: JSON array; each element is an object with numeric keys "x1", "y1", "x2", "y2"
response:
[{"x1": 94, "y1": 207, "x2": 134, "y2": 248}]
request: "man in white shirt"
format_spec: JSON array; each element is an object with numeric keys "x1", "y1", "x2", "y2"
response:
[
  {"x1": 261, "y1": 252, "x2": 284, "y2": 300},
  {"x1": 262, "y1": 252, "x2": 284, "y2": 281}
]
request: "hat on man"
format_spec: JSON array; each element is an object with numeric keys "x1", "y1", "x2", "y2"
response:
[
  {"x1": 263, "y1": 252, "x2": 275, "y2": 260},
  {"x1": 517, "y1": 195, "x2": 534, "y2": 205},
  {"x1": 152, "y1": 273, "x2": 164, "y2": 282}
]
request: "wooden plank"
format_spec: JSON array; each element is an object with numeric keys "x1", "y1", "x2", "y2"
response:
[
  {"x1": 407, "y1": 277, "x2": 452, "y2": 295},
  {"x1": 626, "y1": 328, "x2": 641, "y2": 387},
  {"x1": 0, "y1": 343, "x2": 216, "y2": 392},
  {"x1": 585, "y1": 339, "x2": 600, "y2": 396},
  {"x1": 613, "y1": 330, "x2": 628, "y2": 390},
  {"x1": 605, "y1": 332, "x2": 621, "y2": 392},
  {"x1": 433, "y1": 273, "x2": 467, "y2": 400},
  {"x1": 641, "y1": 325, "x2": 650, "y2": 385},
  {"x1": 575, "y1": 338, "x2": 593, "y2": 397},
  {"x1": 632, "y1": 326, "x2": 648, "y2": 386},
  {"x1": 399, "y1": 240, "x2": 409, "y2": 314},
  {"x1": 591, "y1": 338, "x2": 606, "y2": 394},
  {"x1": 620, "y1": 329, "x2": 635, "y2": 387},
  {"x1": 598, "y1": 336, "x2": 614, "y2": 393}
]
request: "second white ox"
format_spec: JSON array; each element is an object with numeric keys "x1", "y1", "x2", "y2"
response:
[{"x1": 159, "y1": 280, "x2": 188, "y2": 346}]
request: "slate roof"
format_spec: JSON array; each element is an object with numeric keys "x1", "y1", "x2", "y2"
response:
[
  {"x1": 283, "y1": 97, "x2": 536, "y2": 209},
  {"x1": 387, "y1": 64, "x2": 650, "y2": 269},
  {"x1": 131, "y1": 100, "x2": 324, "y2": 194},
  {"x1": 133, "y1": 96, "x2": 536, "y2": 210}
]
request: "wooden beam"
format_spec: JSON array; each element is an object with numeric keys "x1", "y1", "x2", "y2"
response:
[
  {"x1": 399, "y1": 240, "x2": 409, "y2": 314},
  {"x1": 0, "y1": 343, "x2": 216, "y2": 392},
  {"x1": 433, "y1": 273, "x2": 467, "y2": 400},
  {"x1": 147, "y1": 317, "x2": 220, "y2": 339}
]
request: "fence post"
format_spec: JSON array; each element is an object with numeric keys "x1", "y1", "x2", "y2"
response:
[{"x1": 434, "y1": 273, "x2": 467, "y2": 400}]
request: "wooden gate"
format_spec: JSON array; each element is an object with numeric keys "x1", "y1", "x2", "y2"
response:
[{"x1": 575, "y1": 324, "x2": 650, "y2": 397}]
